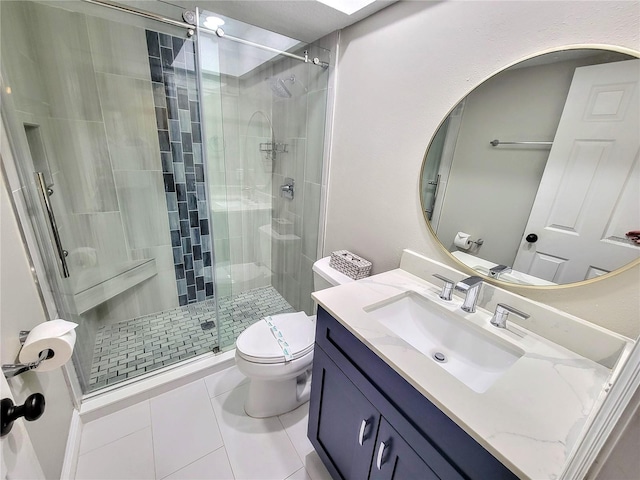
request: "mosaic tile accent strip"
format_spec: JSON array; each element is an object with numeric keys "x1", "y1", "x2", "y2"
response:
[
  {"x1": 88, "y1": 286, "x2": 294, "y2": 391},
  {"x1": 146, "y1": 29, "x2": 213, "y2": 306}
]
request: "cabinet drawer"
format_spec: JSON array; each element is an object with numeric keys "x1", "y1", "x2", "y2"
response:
[{"x1": 315, "y1": 307, "x2": 517, "y2": 480}]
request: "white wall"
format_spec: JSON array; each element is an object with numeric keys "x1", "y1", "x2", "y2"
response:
[{"x1": 325, "y1": 0, "x2": 640, "y2": 338}]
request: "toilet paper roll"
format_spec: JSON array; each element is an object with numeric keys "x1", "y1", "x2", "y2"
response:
[
  {"x1": 454, "y1": 232, "x2": 473, "y2": 250},
  {"x1": 18, "y1": 319, "x2": 77, "y2": 372}
]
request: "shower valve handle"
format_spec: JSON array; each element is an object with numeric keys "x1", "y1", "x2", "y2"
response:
[{"x1": 280, "y1": 178, "x2": 295, "y2": 200}]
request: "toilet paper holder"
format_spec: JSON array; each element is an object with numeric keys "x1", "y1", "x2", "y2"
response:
[{"x1": 2, "y1": 331, "x2": 53, "y2": 379}]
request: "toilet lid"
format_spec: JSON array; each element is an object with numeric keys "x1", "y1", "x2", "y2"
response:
[{"x1": 236, "y1": 312, "x2": 315, "y2": 364}]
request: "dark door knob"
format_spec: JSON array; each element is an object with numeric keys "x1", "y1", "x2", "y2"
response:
[
  {"x1": 525, "y1": 233, "x2": 538, "y2": 243},
  {"x1": 1, "y1": 393, "x2": 46, "y2": 437}
]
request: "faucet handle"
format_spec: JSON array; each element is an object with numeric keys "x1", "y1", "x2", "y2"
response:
[
  {"x1": 454, "y1": 275, "x2": 483, "y2": 291},
  {"x1": 490, "y1": 303, "x2": 530, "y2": 329},
  {"x1": 489, "y1": 265, "x2": 512, "y2": 278},
  {"x1": 432, "y1": 274, "x2": 455, "y2": 301}
]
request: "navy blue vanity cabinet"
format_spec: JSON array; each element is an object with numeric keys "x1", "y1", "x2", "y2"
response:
[
  {"x1": 369, "y1": 418, "x2": 439, "y2": 480},
  {"x1": 309, "y1": 347, "x2": 381, "y2": 479},
  {"x1": 308, "y1": 307, "x2": 518, "y2": 480}
]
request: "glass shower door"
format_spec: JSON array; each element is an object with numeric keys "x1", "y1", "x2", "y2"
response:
[
  {"x1": 0, "y1": 0, "x2": 222, "y2": 393},
  {"x1": 196, "y1": 10, "x2": 330, "y2": 351}
]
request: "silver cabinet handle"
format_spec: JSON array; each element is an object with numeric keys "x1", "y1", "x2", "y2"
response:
[
  {"x1": 358, "y1": 419, "x2": 368, "y2": 446},
  {"x1": 34, "y1": 172, "x2": 69, "y2": 278},
  {"x1": 376, "y1": 441, "x2": 388, "y2": 470}
]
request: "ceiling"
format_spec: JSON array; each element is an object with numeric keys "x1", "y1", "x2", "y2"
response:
[{"x1": 155, "y1": 0, "x2": 396, "y2": 43}]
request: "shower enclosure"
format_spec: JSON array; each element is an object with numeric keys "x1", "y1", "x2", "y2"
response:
[{"x1": 0, "y1": 0, "x2": 330, "y2": 395}]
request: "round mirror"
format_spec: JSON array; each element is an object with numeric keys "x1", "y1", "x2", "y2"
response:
[{"x1": 420, "y1": 46, "x2": 640, "y2": 287}]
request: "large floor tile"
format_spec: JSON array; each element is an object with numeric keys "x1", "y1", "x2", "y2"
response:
[
  {"x1": 279, "y1": 404, "x2": 331, "y2": 480},
  {"x1": 204, "y1": 365, "x2": 248, "y2": 398},
  {"x1": 302, "y1": 451, "x2": 332, "y2": 480},
  {"x1": 278, "y1": 403, "x2": 314, "y2": 460},
  {"x1": 162, "y1": 447, "x2": 235, "y2": 480},
  {"x1": 80, "y1": 400, "x2": 150, "y2": 454},
  {"x1": 150, "y1": 380, "x2": 224, "y2": 479},
  {"x1": 75, "y1": 428, "x2": 155, "y2": 479},
  {"x1": 211, "y1": 384, "x2": 303, "y2": 480},
  {"x1": 286, "y1": 467, "x2": 311, "y2": 480}
]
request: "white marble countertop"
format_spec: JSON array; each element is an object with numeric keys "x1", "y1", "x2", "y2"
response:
[{"x1": 312, "y1": 258, "x2": 630, "y2": 479}]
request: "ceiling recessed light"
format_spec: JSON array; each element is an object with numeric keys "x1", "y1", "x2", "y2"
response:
[
  {"x1": 203, "y1": 16, "x2": 225, "y2": 30},
  {"x1": 316, "y1": 0, "x2": 376, "y2": 15}
]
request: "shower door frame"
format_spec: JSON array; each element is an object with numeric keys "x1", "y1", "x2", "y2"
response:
[{"x1": 0, "y1": 0, "x2": 224, "y2": 400}]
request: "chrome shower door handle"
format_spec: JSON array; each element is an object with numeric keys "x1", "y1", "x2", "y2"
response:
[{"x1": 34, "y1": 172, "x2": 69, "y2": 278}]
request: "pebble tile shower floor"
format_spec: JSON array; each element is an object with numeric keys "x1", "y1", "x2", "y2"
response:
[{"x1": 89, "y1": 286, "x2": 294, "y2": 391}]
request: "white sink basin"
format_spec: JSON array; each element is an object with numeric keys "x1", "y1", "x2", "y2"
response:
[{"x1": 365, "y1": 292, "x2": 524, "y2": 393}]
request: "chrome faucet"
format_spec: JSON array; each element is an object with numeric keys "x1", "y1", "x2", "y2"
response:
[
  {"x1": 432, "y1": 274, "x2": 455, "y2": 301},
  {"x1": 489, "y1": 264, "x2": 512, "y2": 279},
  {"x1": 454, "y1": 276, "x2": 483, "y2": 313},
  {"x1": 490, "y1": 303, "x2": 530, "y2": 329}
]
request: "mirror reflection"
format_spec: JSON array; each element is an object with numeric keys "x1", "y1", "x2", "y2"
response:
[{"x1": 421, "y1": 48, "x2": 640, "y2": 286}]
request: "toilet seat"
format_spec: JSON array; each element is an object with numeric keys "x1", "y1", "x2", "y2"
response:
[{"x1": 236, "y1": 312, "x2": 316, "y2": 364}]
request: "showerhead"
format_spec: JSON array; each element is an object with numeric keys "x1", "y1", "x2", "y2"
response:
[{"x1": 269, "y1": 77, "x2": 292, "y2": 98}]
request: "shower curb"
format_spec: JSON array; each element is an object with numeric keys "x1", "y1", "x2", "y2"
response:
[{"x1": 79, "y1": 350, "x2": 235, "y2": 423}]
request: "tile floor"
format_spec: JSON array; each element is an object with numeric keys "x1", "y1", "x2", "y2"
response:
[
  {"x1": 89, "y1": 287, "x2": 294, "y2": 391},
  {"x1": 76, "y1": 364, "x2": 332, "y2": 480}
]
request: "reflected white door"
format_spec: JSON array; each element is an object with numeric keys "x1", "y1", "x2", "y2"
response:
[
  {"x1": 513, "y1": 59, "x2": 640, "y2": 283},
  {"x1": 0, "y1": 375, "x2": 45, "y2": 480}
]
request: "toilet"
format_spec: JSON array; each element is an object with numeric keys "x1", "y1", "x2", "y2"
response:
[{"x1": 235, "y1": 256, "x2": 353, "y2": 418}]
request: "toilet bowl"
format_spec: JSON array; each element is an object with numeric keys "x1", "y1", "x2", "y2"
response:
[{"x1": 235, "y1": 256, "x2": 353, "y2": 418}]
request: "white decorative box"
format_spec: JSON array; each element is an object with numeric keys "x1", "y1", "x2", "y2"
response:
[{"x1": 329, "y1": 250, "x2": 372, "y2": 280}]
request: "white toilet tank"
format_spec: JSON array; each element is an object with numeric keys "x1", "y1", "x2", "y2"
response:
[{"x1": 312, "y1": 256, "x2": 355, "y2": 290}]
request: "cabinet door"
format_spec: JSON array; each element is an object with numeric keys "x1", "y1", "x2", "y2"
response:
[
  {"x1": 308, "y1": 346, "x2": 381, "y2": 479},
  {"x1": 370, "y1": 419, "x2": 440, "y2": 480}
]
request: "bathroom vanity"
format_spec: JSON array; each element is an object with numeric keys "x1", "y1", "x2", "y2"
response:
[
  {"x1": 307, "y1": 250, "x2": 633, "y2": 479},
  {"x1": 309, "y1": 307, "x2": 516, "y2": 479}
]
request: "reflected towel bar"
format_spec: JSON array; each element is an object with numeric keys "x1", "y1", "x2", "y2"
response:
[{"x1": 490, "y1": 139, "x2": 553, "y2": 147}]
